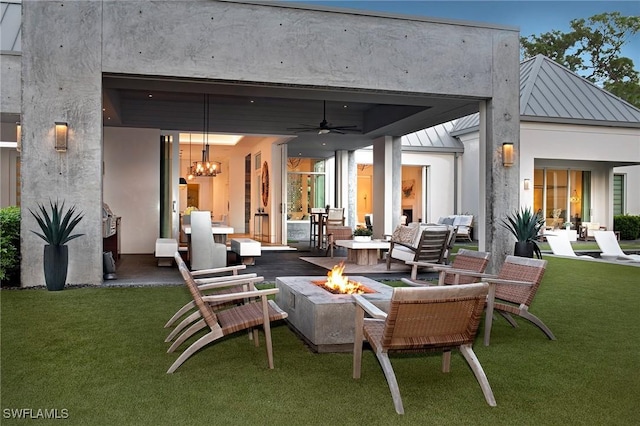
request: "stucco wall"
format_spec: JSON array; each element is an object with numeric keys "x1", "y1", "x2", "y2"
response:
[
  {"x1": 461, "y1": 121, "x2": 640, "y2": 230},
  {"x1": 613, "y1": 165, "x2": 640, "y2": 215}
]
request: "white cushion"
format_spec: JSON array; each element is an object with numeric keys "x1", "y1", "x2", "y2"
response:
[
  {"x1": 390, "y1": 245, "x2": 416, "y2": 262},
  {"x1": 155, "y1": 238, "x2": 178, "y2": 257}
]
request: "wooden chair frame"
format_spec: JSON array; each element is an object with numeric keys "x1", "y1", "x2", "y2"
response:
[
  {"x1": 440, "y1": 255, "x2": 553, "y2": 346},
  {"x1": 403, "y1": 249, "x2": 491, "y2": 282},
  {"x1": 352, "y1": 283, "x2": 496, "y2": 414},
  {"x1": 386, "y1": 228, "x2": 453, "y2": 271},
  {"x1": 167, "y1": 253, "x2": 288, "y2": 373}
]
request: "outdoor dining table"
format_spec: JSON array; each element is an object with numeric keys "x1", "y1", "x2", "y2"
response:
[{"x1": 335, "y1": 239, "x2": 390, "y2": 265}]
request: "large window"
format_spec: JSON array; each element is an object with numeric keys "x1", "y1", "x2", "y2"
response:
[
  {"x1": 534, "y1": 168, "x2": 591, "y2": 229},
  {"x1": 286, "y1": 158, "x2": 325, "y2": 220}
]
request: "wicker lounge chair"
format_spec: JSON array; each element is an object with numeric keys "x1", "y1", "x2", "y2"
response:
[
  {"x1": 440, "y1": 255, "x2": 553, "y2": 345},
  {"x1": 164, "y1": 263, "x2": 265, "y2": 343},
  {"x1": 352, "y1": 283, "x2": 496, "y2": 414},
  {"x1": 167, "y1": 253, "x2": 288, "y2": 373},
  {"x1": 402, "y1": 249, "x2": 491, "y2": 283}
]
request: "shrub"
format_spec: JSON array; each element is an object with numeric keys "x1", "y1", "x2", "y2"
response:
[
  {"x1": 353, "y1": 226, "x2": 373, "y2": 237},
  {"x1": 0, "y1": 206, "x2": 21, "y2": 285},
  {"x1": 614, "y1": 214, "x2": 640, "y2": 240}
]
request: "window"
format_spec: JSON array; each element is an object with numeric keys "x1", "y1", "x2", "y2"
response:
[
  {"x1": 613, "y1": 174, "x2": 625, "y2": 215},
  {"x1": 286, "y1": 158, "x2": 325, "y2": 220},
  {"x1": 534, "y1": 168, "x2": 591, "y2": 229}
]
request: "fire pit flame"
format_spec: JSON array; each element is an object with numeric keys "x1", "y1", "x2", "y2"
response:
[{"x1": 314, "y1": 262, "x2": 372, "y2": 295}]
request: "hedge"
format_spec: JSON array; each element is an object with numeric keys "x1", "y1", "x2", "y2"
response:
[
  {"x1": 0, "y1": 206, "x2": 21, "y2": 285},
  {"x1": 614, "y1": 214, "x2": 640, "y2": 240}
]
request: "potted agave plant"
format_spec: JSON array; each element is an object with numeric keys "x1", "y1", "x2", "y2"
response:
[
  {"x1": 30, "y1": 200, "x2": 84, "y2": 291},
  {"x1": 501, "y1": 206, "x2": 544, "y2": 259}
]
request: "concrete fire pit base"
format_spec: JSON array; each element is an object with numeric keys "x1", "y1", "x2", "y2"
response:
[{"x1": 275, "y1": 276, "x2": 393, "y2": 353}]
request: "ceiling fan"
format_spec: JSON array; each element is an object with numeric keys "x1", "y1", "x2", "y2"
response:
[{"x1": 288, "y1": 101, "x2": 361, "y2": 135}]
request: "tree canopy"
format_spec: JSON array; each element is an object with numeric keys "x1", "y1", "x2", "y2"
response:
[{"x1": 520, "y1": 12, "x2": 640, "y2": 108}]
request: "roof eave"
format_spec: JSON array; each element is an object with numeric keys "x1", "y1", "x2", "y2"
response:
[
  {"x1": 402, "y1": 146, "x2": 464, "y2": 154},
  {"x1": 450, "y1": 126, "x2": 479, "y2": 137},
  {"x1": 522, "y1": 115, "x2": 640, "y2": 129}
]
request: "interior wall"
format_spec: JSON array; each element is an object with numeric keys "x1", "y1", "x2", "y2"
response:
[
  {"x1": 402, "y1": 151, "x2": 455, "y2": 223},
  {"x1": 103, "y1": 127, "x2": 160, "y2": 254}
]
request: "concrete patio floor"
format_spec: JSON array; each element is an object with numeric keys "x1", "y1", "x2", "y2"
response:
[{"x1": 103, "y1": 238, "x2": 640, "y2": 287}]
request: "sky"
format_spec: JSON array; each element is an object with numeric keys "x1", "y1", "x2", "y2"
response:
[{"x1": 288, "y1": 1, "x2": 640, "y2": 64}]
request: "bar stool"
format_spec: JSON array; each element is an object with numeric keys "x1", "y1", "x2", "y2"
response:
[
  {"x1": 309, "y1": 208, "x2": 327, "y2": 247},
  {"x1": 310, "y1": 214, "x2": 319, "y2": 247}
]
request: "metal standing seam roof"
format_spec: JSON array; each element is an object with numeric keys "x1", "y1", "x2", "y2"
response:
[
  {"x1": 0, "y1": 1, "x2": 21, "y2": 51},
  {"x1": 401, "y1": 120, "x2": 464, "y2": 153},
  {"x1": 452, "y1": 54, "x2": 640, "y2": 136}
]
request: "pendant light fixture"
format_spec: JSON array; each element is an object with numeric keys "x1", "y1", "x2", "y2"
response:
[{"x1": 190, "y1": 94, "x2": 221, "y2": 177}]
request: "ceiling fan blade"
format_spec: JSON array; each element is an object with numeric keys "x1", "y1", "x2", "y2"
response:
[
  {"x1": 287, "y1": 100, "x2": 361, "y2": 134},
  {"x1": 287, "y1": 126, "x2": 318, "y2": 131}
]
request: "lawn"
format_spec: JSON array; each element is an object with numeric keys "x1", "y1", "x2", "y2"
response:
[{"x1": 1, "y1": 257, "x2": 639, "y2": 425}]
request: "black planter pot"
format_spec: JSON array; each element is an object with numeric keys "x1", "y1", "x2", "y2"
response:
[
  {"x1": 514, "y1": 241, "x2": 534, "y2": 258},
  {"x1": 44, "y1": 245, "x2": 68, "y2": 291}
]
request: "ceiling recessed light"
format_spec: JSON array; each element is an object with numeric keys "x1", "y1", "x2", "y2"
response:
[
  {"x1": 250, "y1": 100, "x2": 254, "y2": 103},
  {"x1": 148, "y1": 94, "x2": 153, "y2": 98}
]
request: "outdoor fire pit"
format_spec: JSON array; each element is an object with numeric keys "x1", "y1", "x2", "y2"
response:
[{"x1": 275, "y1": 265, "x2": 392, "y2": 353}]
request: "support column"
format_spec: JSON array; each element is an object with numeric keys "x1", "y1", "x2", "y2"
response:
[
  {"x1": 372, "y1": 136, "x2": 402, "y2": 238},
  {"x1": 481, "y1": 31, "x2": 520, "y2": 273},
  {"x1": 21, "y1": 1, "x2": 103, "y2": 286}
]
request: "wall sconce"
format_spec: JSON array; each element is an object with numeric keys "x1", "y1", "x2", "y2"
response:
[
  {"x1": 55, "y1": 122, "x2": 68, "y2": 152},
  {"x1": 502, "y1": 142, "x2": 514, "y2": 167},
  {"x1": 16, "y1": 122, "x2": 21, "y2": 153},
  {"x1": 523, "y1": 178, "x2": 530, "y2": 190}
]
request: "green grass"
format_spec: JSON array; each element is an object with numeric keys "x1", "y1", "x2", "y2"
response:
[{"x1": 2, "y1": 257, "x2": 639, "y2": 425}]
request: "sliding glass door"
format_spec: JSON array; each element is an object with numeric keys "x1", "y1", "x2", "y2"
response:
[{"x1": 534, "y1": 168, "x2": 591, "y2": 229}]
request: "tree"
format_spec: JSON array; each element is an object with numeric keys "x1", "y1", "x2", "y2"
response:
[{"x1": 521, "y1": 12, "x2": 640, "y2": 108}]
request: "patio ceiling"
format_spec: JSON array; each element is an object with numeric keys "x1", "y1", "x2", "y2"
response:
[{"x1": 103, "y1": 74, "x2": 481, "y2": 158}]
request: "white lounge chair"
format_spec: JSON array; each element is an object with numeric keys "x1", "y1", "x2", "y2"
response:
[
  {"x1": 545, "y1": 233, "x2": 593, "y2": 259},
  {"x1": 593, "y1": 231, "x2": 640, "y2": 262}
]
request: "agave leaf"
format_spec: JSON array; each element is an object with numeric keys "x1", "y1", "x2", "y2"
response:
[
  {"x1": 29, "y1": 199, "x2": 84, "y2": 246},
  {"x1": 501, "y1": 206, "x2": 544, "y2": 258}
]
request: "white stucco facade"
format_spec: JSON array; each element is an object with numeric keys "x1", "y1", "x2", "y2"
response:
[{"x1": 457, "y1": 121, "x2": 640, "y2": 230}]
